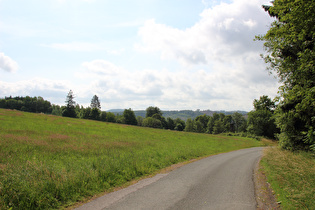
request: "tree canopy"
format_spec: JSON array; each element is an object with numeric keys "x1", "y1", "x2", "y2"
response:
[
  {"x1": 90, "y1": 95, "x2": 101, "y2": 110},
  {"x1": 257, "y1": 0, "x2": 315, "y2": 151},
  {"x1": 62, "y1": 90, "x2": 77, "y2": 118},
  {"x1": 145, "y1": 106, "x2": 162, "y2": 118},
  {"x1": 123, "y1": 108, "x2": 137, "y2": 125}
]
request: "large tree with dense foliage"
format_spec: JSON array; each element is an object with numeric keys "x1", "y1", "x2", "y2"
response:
[
  {"x1": 247, "y1": 95, "x2": 278, "y2": 138},
  {"x1": 123, "y1": 108, "x2": 137, "y2": 125},
  {"x1": 257, "y1": 0, "x2": 315, "y2": 151},
  {"x1": 145, "y1": 106, "x2": 162, "y2": 118}
]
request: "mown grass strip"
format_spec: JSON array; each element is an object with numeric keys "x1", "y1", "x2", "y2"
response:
[
  {"x1": 0, "y1": 109, "x2": 261, "y2": 209},
  {"x1": 261, "y1": 147, "x2": 315, "y2": 209}
]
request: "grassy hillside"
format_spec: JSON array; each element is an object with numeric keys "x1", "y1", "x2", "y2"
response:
[{"x1": 0, "y1": 109, "x2": 261, "y2": 209}]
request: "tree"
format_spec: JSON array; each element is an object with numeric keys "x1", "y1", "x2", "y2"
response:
[
  {"x1": 90, "y1": 95, "x2": 101, "y2": 110},
  {"x1": 253, "y1": 95, "x2": 275, "y2": 111},
  {"x1": 123, "y1": 108, "x2": 137, "y2": 125},
  {"x1": 257, "y1": 0, "x2": 315, "y2": 150},
  {"x1": 51, "y1": 104, "x2": 62, "y2": 116},
  {"x1": 247, "y1": 110, "x2": 277, "y2": 138},
  {"x1": 247, "y1": 96, "x2": 278, "y2": 139},
  {"x1": 223, "y1": 115, "x2": 234, "y2": 133},
  {"x1": 184, "y1": 118, "x2": 195, "y2": 132},
  {"x1": 174, "y1": 118, "x2": 185, "y2": 131},
  {"x1": 62, "y1": 90, "x2": 77, "y2": 118},
  {"x1": 90, "y1": 108, "x2": 101, "y2": 120},
  {"x1": 213, "y1": 120, "x2": 224, "y2": 134},
  {"x1": 106, "y1": 112, "x2": 116, "y2": 123},
  {"x1": 100, "y1": 111, "x2": 107, "y2": 122},
  {"x1": 207, "y1": 113, "x2": 224, "y2": 134},
  {"x1": 145, "y1": 106, "x2": 162, "y2": 118},
  {"x1": 194, "y1": 114, "x2": 210, "y2": 133},
  {"x1": 232, "y1": 112, "x2": 247, "y2": 133},
  {"x1": 82, "y1": 107, "x2": 92, "y2": 119},
  {"x1": 137, "y1": 116, "x2": 144, "y2": 126},
  {"x1": 166, "y1": 117, "x2": 175, "y2": 130},
  {"x1": 142, "y1": 117, "x2": 162, "y2": 128}
]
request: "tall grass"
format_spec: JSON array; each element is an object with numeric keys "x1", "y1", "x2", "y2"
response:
[
  {"x1": 0, "y1": 109, "x2": 261, "y2": 209},
  {"x1": 261, "y1": 147, "x2": 315, "y2": 209}
]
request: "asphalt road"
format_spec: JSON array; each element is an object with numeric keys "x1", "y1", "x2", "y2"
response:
[{"x1": 76, "y1": 147, "x2": 263, "y2": 210}]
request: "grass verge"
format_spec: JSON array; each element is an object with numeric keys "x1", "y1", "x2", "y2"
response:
[
  {"x1": 0, "y1": 109, "x2": 262, "y2": 209},
  {"x1": 260, "y1": 146, "x2": 315, "y2": 209}
]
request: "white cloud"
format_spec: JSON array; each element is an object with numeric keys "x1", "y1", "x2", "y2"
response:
[
  {"x1": 0, "y1": 53, "x2": 19, "y2": 72},
  {"x1": 74, "y1": 58, "x2": 279, "y2": 111},
  {"x1": 0, "y1": 78, "x2": 70, "y2": 104},
  {"x1": 136, "y1": 0, "x2": 272, "y2": 66},
  {"x1": 129, "y1": 0, "x2": 279, "y2": 110}
]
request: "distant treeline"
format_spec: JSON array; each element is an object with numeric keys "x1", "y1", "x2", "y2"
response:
[
  {"x1": 109, "y1": 109, "x2": 248, "y2": 121},
  {"x1": 0, "y1": 96, "x2": 53, "y2": 114},
  {"x1": 0, "y1": 93, "x2": 278, "y2": 139}
]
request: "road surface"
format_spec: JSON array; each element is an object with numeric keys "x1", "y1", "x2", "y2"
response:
[{"x1": 76, "y1": 147, "x2": 263, "y2": 210}]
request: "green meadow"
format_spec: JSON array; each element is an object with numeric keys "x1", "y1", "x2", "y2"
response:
[{"x1": 0, "y1": 109, "x2": 261, "y2": 209}]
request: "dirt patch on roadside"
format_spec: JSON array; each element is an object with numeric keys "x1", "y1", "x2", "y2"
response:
[{"x1": 254, "y1": 152, "x2": 281, "y2": 210}]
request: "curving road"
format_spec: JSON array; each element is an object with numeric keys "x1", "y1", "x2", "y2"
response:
[{"x1": 76, "y1": 147, "x2": 263, "y2": 210}]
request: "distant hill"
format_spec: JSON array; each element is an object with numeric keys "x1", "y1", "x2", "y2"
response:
[{"x1": 107, "y1": 109, "x2": 248, "y2": 121}]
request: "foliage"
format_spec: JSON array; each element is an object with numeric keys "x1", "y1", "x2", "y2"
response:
[
  {"x1": 194, "y1": 114, "x2": 210, "y2": 133},
  {"x1": 0, "y1": 109, "x2": 262, "y2": 209},
  {"x1": 231, "y1": 112, "x2": 247, "y2": 133},
  {"x1": 145, "y1": 106, "x2": 162, "y2": 118},
  {"x1": 106, "y1": 112, "x2": 116, "y2": 123},
  {"x1": 184, "y1": 118, "x2": 195, "y2": 132},
  {"x1": 51, "y1": 104, "x2": 62, "y2": 116},
  {"x1": 136, "y1": 116, "x2": 144, "y2": 126},
  {"x1": 253, "y1": 95, "x2": 275, "y2": 111},
  {"x1": 142, "y1": 117, "x2": 162, "y2": 128},
  {"x1": 0, "y1": 96, "x2": 52, "y2": 114},
  {"x1": 247, "y1": 95, "x2": 278, "y2": 139},
  {"x1": 100, "y1": 111, "x2": 107, "y2": 122},
  {"x1": 62, "y1": 90, "x2": 77, "y2": 118},
  {"x1": 90, "y1": 108, "x2": 101, "y2": 121},
  {"x1": 174, "y1": 118, "x2": 185, "y2": 131},
  {"x1": 123, "y1": 108, "x2": 137, "y2": 125},
  {"x1": 257, "y1": 0, "x2": 315, "y2": 151},
  {"x1": 247, "y1": 110, "x2": 277, "y2": 138},
  {"x1": 261, "y1": 146, "x2": 315, "y2": 209},
  {"x1": 90, "y1": 95, "x2": 101, "y2": 110},
  {"x1": 166, "y1": 117, "x2": 175, "y2": 130}
]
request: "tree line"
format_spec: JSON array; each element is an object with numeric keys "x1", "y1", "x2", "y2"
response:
[
  {"x1": 0, "y1": 90, "x2": 277, "y2": 139},
  {"x1": 256, "y1": 0, "x2": 314, "y2": 151}
]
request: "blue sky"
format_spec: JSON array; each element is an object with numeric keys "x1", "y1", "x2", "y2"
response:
[{"x1": 0, "y1": 0, "x2": 278, "y2": 111}]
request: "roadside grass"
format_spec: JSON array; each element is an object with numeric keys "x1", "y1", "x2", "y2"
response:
[
  {"x1": 0, "y1": 109, "x2": 262, "y2": 209},
  {"x1": 261, "y1": 146, "x2": 315, "y2": 209}
]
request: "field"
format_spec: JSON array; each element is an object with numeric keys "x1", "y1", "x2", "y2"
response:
[
  {"x1": 0, "y1": 109, "x2": 262, "y2": 209},
  {"x1": 261, "y1": 147, "x2": 315, "y2": 209}
]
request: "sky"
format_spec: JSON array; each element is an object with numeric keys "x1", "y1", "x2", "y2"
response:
[{"x1": 0, "y1": 0, "x2": 279, "y2": 111}]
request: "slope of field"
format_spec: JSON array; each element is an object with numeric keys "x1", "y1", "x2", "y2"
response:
[{"x1": 0, "y1": 109, "x2": 261, "y2": 209}]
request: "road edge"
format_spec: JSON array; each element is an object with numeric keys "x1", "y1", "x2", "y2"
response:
[{"x1": 254, "y1": 147, "x2": 281, "y2": 210}]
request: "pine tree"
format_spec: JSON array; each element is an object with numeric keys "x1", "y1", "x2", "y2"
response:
[
  {"x1": 62, "y1": 90, "x2": 77, "y2": 118},
  {"x1": 90, "y1": 95, "x2": 101, "y2": 110}
]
